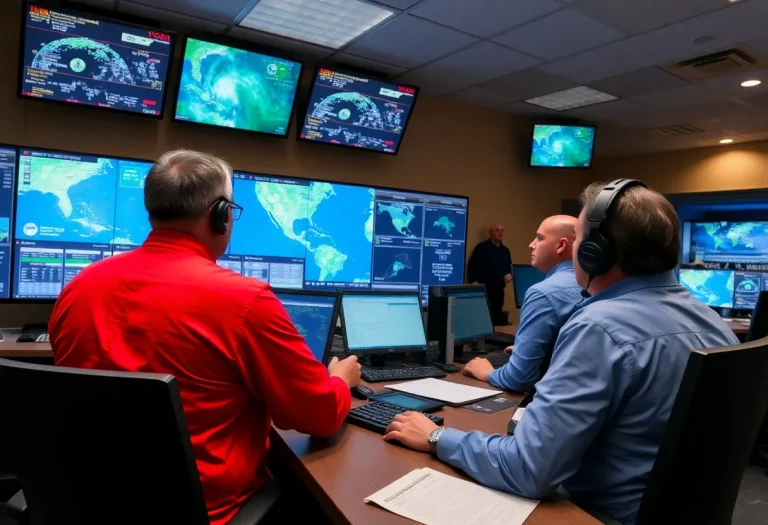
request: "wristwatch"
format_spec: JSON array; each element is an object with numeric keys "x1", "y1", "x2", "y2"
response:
[{"x1": 428, "y1": 427, "x2": 446, "y2": 455}]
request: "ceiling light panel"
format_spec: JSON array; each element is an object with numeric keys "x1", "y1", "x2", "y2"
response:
[
  {"x1": 239, "y1": 0, "x2": 394, "y2": 49},
  {"x1": 525, "y1": 86, "x2": 617, "y2": 111}
]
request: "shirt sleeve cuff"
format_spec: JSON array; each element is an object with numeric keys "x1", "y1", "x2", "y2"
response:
[
  {"x1": 487, "y1": 369, "x2": 502, "y2": 388},
  {"x1": 436, "y1": 427, "x2": 467, "y2": 461}
]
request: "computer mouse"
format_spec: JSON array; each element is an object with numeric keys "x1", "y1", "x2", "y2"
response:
[
  {"x1": 433, "y1": 363, "x2": 460, "y2": 374},
  {"x1": 350, "y1": 386, "x2": 375, "y2": 400}
]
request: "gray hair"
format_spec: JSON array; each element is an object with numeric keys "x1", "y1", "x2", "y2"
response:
[{"x1": 144, "y1": 149, "x2": 233, "y2": 221}]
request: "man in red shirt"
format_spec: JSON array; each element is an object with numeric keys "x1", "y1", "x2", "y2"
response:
[{"x1": 49, "y1": 149, "x2": 361, "y2": 525}]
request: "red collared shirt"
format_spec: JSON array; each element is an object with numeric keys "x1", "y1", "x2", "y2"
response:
[{"x1": 49, "y1": 229, "x2": 351, "y2": 525}]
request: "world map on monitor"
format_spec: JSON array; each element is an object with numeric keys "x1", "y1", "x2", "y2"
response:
[
  {"x1": 375, "y1": 202, "x2": 423, "y2": 238},
  {"x1": 679, "y1": 269, "x2": 734, "y2": 308},
  {"x1": 690, "y1": 222, "x2": 768, "y2": 263}
]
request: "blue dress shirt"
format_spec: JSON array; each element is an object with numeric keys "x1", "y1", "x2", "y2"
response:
[
  {"x1": 488, "y1": 261, "x2": 581, "y2": 392},
  {"x1": 437, "y1": 271, "x2": 739, "y2": 524}
]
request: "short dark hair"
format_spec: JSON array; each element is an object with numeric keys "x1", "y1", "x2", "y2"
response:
[{"x1": 580, "y1": 182, "x2": 680, "y2": 275}]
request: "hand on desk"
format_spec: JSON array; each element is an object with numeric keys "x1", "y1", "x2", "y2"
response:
[
  {"x1": 328, "y1": 356, "x2": 362, "y2": 388},
  {"x1": 463, "y1": 357, "x2": 493, "y2": 382},
  {"x1": 503, "y1": 273, "x2": 512, "y2": 283},
  {"x1": 504, "y1": 345, "x2": 514, "y2": 354},
  {"x1": 383, "y1": 412, "x2": 437, "y2": 453}
]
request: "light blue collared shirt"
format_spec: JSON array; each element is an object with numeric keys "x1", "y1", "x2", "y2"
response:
[
  {"x1": 437, "y1": 271, "x2": 739, "y2": 524},
  {"x1": 488, "y1": 260, "x2": 581, "y2": 392}
]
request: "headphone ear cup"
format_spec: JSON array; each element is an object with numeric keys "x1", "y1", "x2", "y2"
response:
[
  {"x1": 578, "y1": 232, "x2": 614, "y2": 277},
  {"x1": 210, "y1": 200, "x2": 229, "y2": 236}
]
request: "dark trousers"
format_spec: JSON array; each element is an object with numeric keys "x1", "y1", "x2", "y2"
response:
[{"x1": 486, "y1": 287, "x2": 505, "y2": 326}]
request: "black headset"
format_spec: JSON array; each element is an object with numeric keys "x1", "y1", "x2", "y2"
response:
[
  {"x1": 577, "y1": 178, "x2": 647, "y2": 279},
  {"x1": 209, "y1": 197, "x2": 231, "y2": 236}
]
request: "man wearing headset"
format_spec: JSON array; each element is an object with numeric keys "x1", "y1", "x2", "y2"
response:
[
  {"x1": 49, "y1": 150, "x2": 361, "y2": 525},
  {"x1": 384, "y1": 180, "x2": 738, "y2": 524}
]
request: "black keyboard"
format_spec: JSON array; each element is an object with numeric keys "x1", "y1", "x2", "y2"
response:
[
  {"x1": 361, "y1": 366, "x2": 446, "y2": 383},
  {"x1": 347, "y1": 401, "x2": 444, "y2": 434},
  {"x1": 18, "y1": 332, "x2": 49, "y2": 343},
  {"x1": 487, "y1": 353, "x2": 510, "y2": 369}
]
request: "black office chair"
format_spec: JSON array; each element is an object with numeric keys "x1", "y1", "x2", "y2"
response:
[
  {"x1": 746, "y1": 291, "x2": 768, "y2": 470},
  {"x1": 0, "y1": 358, "x2": 279, "y2": 525},
  {"x1": 636, "y1": 337, "x2": 768, "y2": 524}
]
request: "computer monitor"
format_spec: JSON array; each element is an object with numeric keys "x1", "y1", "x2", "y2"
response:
[
  {"x1": 0, "y1": 146, "x2": 16, "y2": 299},
  {"x1": 733, "y1": 271, "x2": 763, "y2": 311},
  {"x1": 274, "y1": 289, "x2": 339, "y2": 364},
  {"x1": 684, "y1": 221, "x2": 768, "y2": 264},
  {"x1": 340, "y1": 291, "x2": 428, "y2": 355},
  {"x1": 446, "y1": 286, "x2": 495, "y2": 344},
  {"x1": 678, "y1": 268, "x2": 735, "y2": 309},
  {"x1": 512, "y1": 264, "x2": 546, "y2": 308},
  {"x1": 529, "y1": 124, "x2": 596, "y2": 168}
]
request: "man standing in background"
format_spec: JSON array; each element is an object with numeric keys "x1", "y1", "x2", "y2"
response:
[{"x1": 468, "y1": 223, "x2": 512, "y2": 325}]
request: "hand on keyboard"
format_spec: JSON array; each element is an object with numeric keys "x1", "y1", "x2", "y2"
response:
[
  {"x1": 383, "y1": 411, "x2": 440, "y2": 453},
  {"x1": 463, "y1": 357, "x2": 493, "y2": 382},
  {"x1": 504, "y1": 345, "x2": 514, "y2": 354}
]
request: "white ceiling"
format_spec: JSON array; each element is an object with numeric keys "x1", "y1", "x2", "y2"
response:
[{"x1": 76, "y1": 0, "x2": 768, "y2": 158}]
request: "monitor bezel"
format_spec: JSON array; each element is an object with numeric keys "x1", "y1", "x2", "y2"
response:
[
  {"x1": 296, "y1": 64, "x2": 421, "y2": 156},
  {"x1": 438, "y1": 284, "x2": 495, "y2": 344},
  {"x1": 272, "y1": 288, "x2": 340, "y2": 366},
  {"x1": 171, "y1": 35, "x2": 304, "y2": 139},
  {"x1": 17, "y1": 1, "x2": 177, "y2": 120},
  {"x1": 340, "y1": 290, "x2": 429, "y2": 356},
  {"x1": 528, "y1": 123, "x2": 597, "y2": 170}
]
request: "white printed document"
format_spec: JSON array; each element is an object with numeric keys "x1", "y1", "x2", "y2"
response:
[
  {"x1": 385, "y1": 378, "x2": 501, "y2": 405},
  {"x1": 364, "y1": 467, "x2": 539, "y2": 525}
]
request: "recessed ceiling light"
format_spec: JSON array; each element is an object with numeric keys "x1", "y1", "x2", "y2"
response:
[
  {"x1": 525, "y1": 86, "x2": 617, "y2": 111},
  {"x1": 720, "y1": 138, "x2": 734, "y2": 144},
  {"x1": 741, "y1": 79, "x2": 762, "y2": 87},
  {"x1": 239, "y1": 0, "x2": 394, "y2": 50}
]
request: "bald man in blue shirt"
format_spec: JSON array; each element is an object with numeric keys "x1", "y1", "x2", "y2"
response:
[
  {"x1": 464, "y1": 215, "x2": 582, "y2": 392},
  {"x1": 384, "y1": 181, "x2": 738, "y2": 524}
]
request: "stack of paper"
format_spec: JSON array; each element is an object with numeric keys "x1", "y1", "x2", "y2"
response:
[
  {"x1": 385, "y1": 378, "x2": 501, "y2": 406},
  {"x1": 364, "y1": 467, "x2": 539, "y2": 525}
]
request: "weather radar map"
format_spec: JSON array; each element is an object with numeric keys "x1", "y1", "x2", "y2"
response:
[
  {"x1": 300, "y1": 68, "x2": 418, "y2": 154},
  {"x1": 531, "y1": 125, "x2": 596, "y2": 168},
  {"x1": 679, "y1": 269, "x2": 734, "y2": 308},
  {"x1": 690, "y1": 222, "x2": 768, "y2": 263},
  {"x1": 20, "y1": 4, "x2": 174, "y2": 115},
  {"x1": 175, "y1": 38, "x2": 302, "y2": 136}
]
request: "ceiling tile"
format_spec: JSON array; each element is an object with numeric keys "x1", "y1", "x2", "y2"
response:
[
  {"x1": 493, "y1": 9, "x2": 624, "y2": 60},
  {"x1": 75, "y1": 0, "x2": 117, "y2": 8},
  {"x1": 442, "y1": 87, "x2": 518, "y2": 108},
  {"x1": 410, "y1": 0, "x2": 563, "y2": 38},
  {"x1": 588, "y1": 67, "x2": 690, "y2": 98},
  {"x1": 127, "y1": 0, "x2": 250, "y2": 24},
  {"x1": 561, "y1": 99, "x2": 649, "y2": 121},
  {"x1": 496, "y1": 101, "x2": 559, "y2": 118},
  {"x1": 119, "y1": 1, "x2": 230, "y2": 33},
  {"x1": 333, "y1": 53, "x2": 408, "y2": 77},
  {"x1": 540, "y1": 1, "x2": 768, "y2": 83},
  {"x1": 368, "y1": 0, "x2": 421, "y2": 9},
  {"x1": 395, "y1": 42, "x2": 540, "y2": 96},
  {"x1": 482, "y1": 68, "x2": 577, "y2": 100},
  {"x1": 572, "y1": 0, "x2": 732, "y2": 35},
  {"x1": 226, "y1": 27, "x2": 334, "y2": 58},
  {"x1": 342, "y1": 15, "x2": 478, "y2": 68}
]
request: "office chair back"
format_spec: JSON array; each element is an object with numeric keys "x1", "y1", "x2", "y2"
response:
[
  {"x1": 748, "y1": 291, "x2": 768, "y2": 341},
  {"x1": 0, "y1": 358, "x2": 210, "y2": 525},
  {"x1": 636, "y1": 337, "x2": 768, "y2": 525}
]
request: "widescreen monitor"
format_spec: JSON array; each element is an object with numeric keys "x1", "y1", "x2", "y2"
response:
[
  {"x1": 174, "y1": 37, "x2": 302, "y2": 136},
  {"x1": 298, "y1": 67, "x2": 419, "y2": 155},
  {"x1": 13, "y1": 148, "x2": 152, "y2": 299},
  {"x1": 530, "y1": 124, "x2": 596, "y2": 168},
  {"x1": 444, "y1": 285, "x2": 494, "y2": 344},
  {"x1": 274, "y1": 290, "x2": 339, "y2": 364},
  {"x1": 0, "y1": 147, "x2": 16, "y2": 299},
  {"x1": 19, "y1": 3, "x2": 175, "y2": 117},
  {"x1": 685, "y1": 221, "x2": 768, "y2": 264},
  {"x1": 512, "y1": 264, "x2": 546, "y2": 308},
  {"x1": 679, "y1": 268, "x2": 735, "y2": 309},
  {"x1": 340, "y1": 292, "x2": 427, "y2": 354}
]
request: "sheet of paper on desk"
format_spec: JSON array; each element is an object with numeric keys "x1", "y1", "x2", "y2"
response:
[
  {"x1": 364, "y1": 467, "x2": 539, "y2": 525},
  {"x1": 385, "y1": 378, "x2": 501, "y2": 405}
]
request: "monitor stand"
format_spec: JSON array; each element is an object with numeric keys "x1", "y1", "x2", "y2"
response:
[
  {"x1": 367, "y1": 353, "x2": 408, "y2": 368},
  {"x1": 452, "y1": 341, "x2": 488, "y2": 364}
]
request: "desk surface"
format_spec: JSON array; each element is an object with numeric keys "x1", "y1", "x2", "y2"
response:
[
  {"x1": 273, "y1": 372, "x2": 600, "y2": 525},
  {"x1": 0, "y1": 332, "x2": 53, "y2": 358},
  {"x1": 724, "y1": 318, "x2": 750, "y2": 336}
]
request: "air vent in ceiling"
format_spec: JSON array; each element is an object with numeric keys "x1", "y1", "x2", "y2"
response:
[
  {"x1": 663, "y1": 48, "x2": 768, "y2": 82},
  {"x1": 653, "y1": 125, "x2": 706, "y2": 137}
]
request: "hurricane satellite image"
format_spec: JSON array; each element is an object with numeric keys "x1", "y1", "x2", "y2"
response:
[
  {"x1": 231, "y1": 175, "x2": 374, "y2": 284},
  {"x1": 531, "y1": 125, "x2": 595, "y2": 168},
  {"x1": 373, "y1": 248, "x2": 421, "y2": 284},
  {"x1": 424, "y1": 207, "x2": 466, "y2": 240},
  {"x1": 279, "y1": 295, "x2": 335, "y2": 362},
  {"x1": 16, "y1": 151, "x2": 118, "y2": 244},
  {"x1": 679, "y1": 269, "x2": 734, "y2": 308},
  {"x1": 690, "y1": 222, "x2": 768, "y2": 263},
  {"x1": 300, "y1": 69, "x2": 417, "y2": 154},
  {"x1": 375, "y1": 202, "x2": 423, "y2": 238},
  {"x1": 175, "y1": 38, "x2": 301, "y2": 135},
  {"x1": 21, "y1": 5, "x2": 173, "y2": 115},
  {"x1": 0, "y1": 218, "x2": 8, "y2": 244}
]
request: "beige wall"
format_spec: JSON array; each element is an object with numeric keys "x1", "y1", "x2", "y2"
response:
[
  {"x1": 0, "y1": 1, "x2": 585, "y2": 324},
  {"x1": 587, "y1": 141, "x2": 768, "y2": 195}
]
